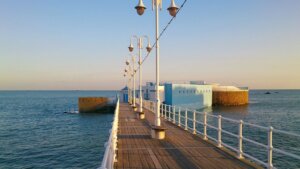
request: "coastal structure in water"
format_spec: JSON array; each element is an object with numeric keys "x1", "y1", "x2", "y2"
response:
[
  {"x1": 164, "y1": 83, "x2": 212, "y2": 110},
  {"x1": 121, "y1": 80, "x2": 249, "y2": 110},
  {"x1": 212, "y1": 84, "x2": 249, "y2": 106},
  {"x1": 78, "y1": 97, "x2": 115, "y2": 113}
]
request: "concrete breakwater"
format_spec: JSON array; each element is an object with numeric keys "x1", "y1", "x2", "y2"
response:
[
  {"x1": 78, "y1": 97, "x2": 115, "y2": 113},
  {"x1": 212, "y1": 90, "x2": 249, "y2": 106}
]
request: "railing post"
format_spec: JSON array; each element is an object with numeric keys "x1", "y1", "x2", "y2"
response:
[
  {"x1": 193, "y1": 111, "x2": 196, "y2": 134},
  {"x1": 178, "y1": 108, "x2": 181, "y2": 127},
  {"x1": 203, "y1": 112, "x2": 207, "y2": 140},
  {"x1": 165, "y1": 105, "x2": 167, "y2": 120},
  {"x1": 161, "y1": 104, "x2": 164, "y2": 117},
  {"x1": 268, "y1": 127, "x2": 273, "y2": 169},
  {"x1": 185, "y1": 108, "x2": 188, "y2": 130},
  {"x1": 238, "y1": 120, "x2": 244, "y2": 159},
  {"x1": 218, "y1": 115, "x2": 222, "y2": 147},
  {"x1": 168, "y1": 105, "x2": 171, "y2": 121},
  {"x1": 173, "y1": 106, "x2": 176, "y2": 124}
]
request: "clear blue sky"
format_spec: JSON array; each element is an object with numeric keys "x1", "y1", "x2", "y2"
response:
[{"x1": 0, "y1": 0, "x2": 299, "y2": 90}]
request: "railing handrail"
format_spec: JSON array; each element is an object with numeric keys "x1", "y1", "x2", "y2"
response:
[
  {"x1": 99, "y1": 98, "x2": 120, "y2": 169},
  {"x1": 140, "y1": 98, "x2": 300, "y2": 169}
]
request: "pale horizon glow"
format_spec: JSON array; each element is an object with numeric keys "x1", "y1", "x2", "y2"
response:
[{"x1": 0, "y1": 0, "x2": 299, "y2": 90}]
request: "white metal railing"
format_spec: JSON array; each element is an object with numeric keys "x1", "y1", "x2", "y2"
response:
[
  {"x1": 99, "y1": 98, "x2": 120, "y2": 169},
  {"x1": 140, "y1": 98, "x2": 300, "y2": 169}
]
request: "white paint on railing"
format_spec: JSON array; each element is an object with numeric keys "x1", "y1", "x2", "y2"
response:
[
  {"x1": 193, "y1": 111, "x2": 196, "y2": 134},
  {"x1": 238, "y1": 120, "x2": 243, "y2": 159},
  {"x1": 203, "y1": 112, "x2": 207, "y2": 140},
  {"x1": 184, "y1": 108, "x2": 188, "y2": 131},
  {"x1": 99, "y1": 99, "x2": 119, "y2": 169},
  {"x1": 217, "y1": 115, "x2": 222, "y2": 148},
  {"x1": 173, "y1": 106, "x2": 176, "y2": 124},
  {"x1": 268, "y1": 127, "x2": 273, "y2": 169},
  {"x1": 178, "y1": 108, "x2": 181, "y2": 127},
  {"x1": 168, "y1": 105, "x2": 171, "y2": 121}
]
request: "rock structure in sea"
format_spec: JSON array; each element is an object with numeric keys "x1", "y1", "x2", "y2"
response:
[{"x1": 78, "y1": 97, "x2": 115, "y2": 113}]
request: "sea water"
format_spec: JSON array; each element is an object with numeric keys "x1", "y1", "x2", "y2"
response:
[
  {"x1": 0, "y1": 90, "x2": 299, "y2": 168},
  {"x1": 0, "y1": 91, "x2": 116, "y2": 168}
]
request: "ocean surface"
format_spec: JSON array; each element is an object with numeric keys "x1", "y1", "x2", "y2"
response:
[
  {"x1": 0, "y1": 91, "x2": 117, "y2": 169},
  {"x1": 204, "y1": 90, "x2": 300, "y2": 169},
  {"x1": 0, "y1": 90, "x2": 299, "y2": 168}
]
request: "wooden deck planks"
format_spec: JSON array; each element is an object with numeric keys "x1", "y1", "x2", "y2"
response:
[{"x1": 115, "y1": 103, "x2": 256, "y2": 169}]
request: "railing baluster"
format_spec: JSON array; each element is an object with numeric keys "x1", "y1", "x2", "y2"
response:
[
  {"x1": 193, "y1": 111, "x2": 196, "y2": 134},
  {"x1": 168, "y1": 105, "x2": 171, "y2": 121},
  {"x1": 165, "y1": 104, "x2": 167, "y2": 120},
  {"x1": 218, "y1": 115, "x2": 222, "y2": 147},
  {"x1": 238, "y1": 120, "x2": 244, "y2": 159},
  {"x1": 178, "y1": 108, "x2": 181, "y2": 127},
  {"x1": 268, "y1": 127, "x2": 273, "y2": 169},
  {"x1": 173, "y1": 106, "x2": 176, "y2": 124},
  {"x1": 161, "y1": 104, "x2": 164, "y2": 117},
  {"x1": 185, "y1": 108, "x2": 188, "y2": 130},
  {"x1": 203, "y1": 112, "x2": 207, "y2": 140}
]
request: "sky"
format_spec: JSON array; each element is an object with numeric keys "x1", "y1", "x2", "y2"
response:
[{"x1": 0, "y1": 0, "x2": 299, "y2": 90}]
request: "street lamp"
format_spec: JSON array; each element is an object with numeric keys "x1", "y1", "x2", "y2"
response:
[
  {"x1": 124, "y1": 65, "x2": 132, "y2": 104},
  {"x1": 129, "y1": 35, "x2": 151, "y2": 119},
  {"x1": 133, "y1": 0, "x2": 178, "y2": 139},
  {"x1": 126, "y1": 54, "x2": 138, "y2": 110},
  {"x1": 135, "y1": 0, "x2": 147, "y2": 15}
]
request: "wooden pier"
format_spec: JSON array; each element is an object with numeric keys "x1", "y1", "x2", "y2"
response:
[{"x1": 114, "y1": 103, "x2": 257, "y2": 169}]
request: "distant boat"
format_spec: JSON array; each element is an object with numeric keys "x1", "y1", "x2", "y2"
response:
[
  {"x1": 64, "y1": 110, "x2": 79, "y2": 114},
  {"x1": 265, "y1": 92, "x2": 271, "y2": 95}
]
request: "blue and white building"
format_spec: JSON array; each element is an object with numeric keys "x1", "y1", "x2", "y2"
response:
[{"x1": 164, "y1": 83, "x2": 212, "y2": 110}]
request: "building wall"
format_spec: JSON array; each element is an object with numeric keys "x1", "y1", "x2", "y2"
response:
[
  {"x1": 212, "y1": 91, "x2": 248, "y2": 106},
  {"x1": 165, "y1": 84, "x2": 212, "y2": 110},
  {"x1": 143, "y1": 83, "x2": 165, "y2": 102}
]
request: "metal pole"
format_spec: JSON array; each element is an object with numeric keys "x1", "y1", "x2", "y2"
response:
[
  {"x1": 185, "y1": 108, "x2": 188, "y2": 130},
  {"x1": 173, "y1": 106, "x2": 176, "y2": 123},
  {"x1": 132, "y1": 55, "x2": 136, "y2": 108},
  {"x1": 161, "y1": 104, "x2": 164, "y2": 117},
  {"x1": 165, "y1": 104, "x2": 167, "y2": 120},
  {"x1": 218, "y1": 115, "x2": 222, "y2": 148},
  {"x1": 203, "y1": 112, "x2": 207, "y2": 140},
  {"x1": 129, "y1": 78, "x2": 132, "y2": 104},
  {"x1": 138, "y1": 38, "x2": 143, "y2": 113},
  {"x1": 155, "y1": 0, "x2": 161, "y2": 127},
  {"x1": 127, "y1": 79, "x2": 130, "y2": 104},
  {"x1": 193, "y1": 111, "x2": 196, "y2": 134},
  {"x1": 268, "y1": 127, "x2": 273, "y2": 169},
  {"x1": 238, "y1": 120, "x2": 244, "y2": 159},
  {"x1": 178, "y1": 108, "x2": 181, "y2": 127},
  {"x1": 168, "y1": 105, "x2": 171, "y2": 121}
]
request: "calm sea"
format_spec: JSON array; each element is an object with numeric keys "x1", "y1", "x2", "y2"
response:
[
  {"x1": 0, "y1": 91, "x2": 117, "y2": 169},
  {"x1": 0, "y1": 90, "x2": 299, "y2": 168},
  {"x1": 205, "y1": 90, "x2": 300, "y2": 169}
]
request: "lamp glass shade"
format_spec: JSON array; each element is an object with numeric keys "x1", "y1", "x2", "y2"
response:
[
  {"x1": 168, "y1": 7, "x2": 178, "y2": 17},
  {"x1": 135, "y1": 6, "x2": 146, "y2": 16},
  {"x1": 128, "y1": 46, "x2": 134, "y2": 52}
]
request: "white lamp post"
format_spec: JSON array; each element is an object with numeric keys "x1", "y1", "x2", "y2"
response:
[
  {"x1": 129, "y1": 36, "x2": 151, "y2": 118},
  {"x1": 127, "y1": 54, "x2": 137, "y2": 110},
  {"x1": 124, "y1": 67, "x2": 131, "y2": 104},
  {"x1": 125, "y1": 60, "x2": 132, "y2": 104},
  {"x1": 134, "y1": 0, "x2": 178, "y2": 139}
]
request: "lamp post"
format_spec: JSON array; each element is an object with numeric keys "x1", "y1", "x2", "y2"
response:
[
  {"x1": 125, "y1": 60, "x2": 132, "y2": 104},
  {"x1": 124, "y1": 67, "x2": 131, "y2": 104},
  {"x1": 133, "y1": 0, "x2": 179, "y2": 139},
  {"x1": 131, "y1": 54, "x2": 137, "y2": 110},
  {"x1": 129, "y1": 36, "x2": 151, "y2": 119}
]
